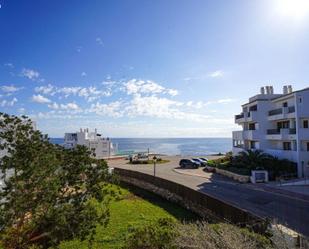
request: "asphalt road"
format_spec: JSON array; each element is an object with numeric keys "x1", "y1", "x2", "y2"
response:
[{"x1": 108, "y1": 155, "x2": 309, "y2": 237}]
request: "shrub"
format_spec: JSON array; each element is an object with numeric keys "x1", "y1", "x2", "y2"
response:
[
  {"x1": 175, "y1": 222, "x2": 272, "y2": 249},
  {"x1": 123, "y1": 218, "x2": 178, "y2": 249}
]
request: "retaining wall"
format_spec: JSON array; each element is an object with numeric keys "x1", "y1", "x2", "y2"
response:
[{"x1": 114, "y1": 167, "x2": 267, "y2": 233}]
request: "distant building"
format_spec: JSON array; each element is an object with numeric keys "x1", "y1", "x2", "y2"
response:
[
  {"x1": 232, "y1": 85, "x2": 309, "y2": 178},
  {"x1": 64, "y1": 128, "x2": 116, "y2": 159}
]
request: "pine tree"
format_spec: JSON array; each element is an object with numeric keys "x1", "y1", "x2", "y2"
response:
[{"x1": 0, "y1": 113, "x2": 113, "y2": 248}]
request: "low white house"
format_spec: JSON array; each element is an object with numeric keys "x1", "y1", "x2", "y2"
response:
[
  {"x1": 233, "y1": 85, "x2": 309, "y2": 178},
  {"x1": 64, "y1": 128, "x2": 116, "y2": 159}
]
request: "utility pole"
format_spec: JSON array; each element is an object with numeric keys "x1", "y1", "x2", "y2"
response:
[{"x1": 153, "y1": 155, "x2": 157, "y2": 177}]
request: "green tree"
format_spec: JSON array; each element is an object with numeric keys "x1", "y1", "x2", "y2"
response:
[
  {"x1": 0, "y1": 113, "x2": 113, "y2": 248},
  {"x1": 233, "y1": 150, "x2": 272, "y2": 170}
]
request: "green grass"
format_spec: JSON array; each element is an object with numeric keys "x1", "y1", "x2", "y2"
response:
[{"x1": 57, "y1": 183, "x2": 197, "y2": 249}]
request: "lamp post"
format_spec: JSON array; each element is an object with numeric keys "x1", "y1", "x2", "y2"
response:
[{"x1": 153, "y1": 156, "x2": 157, "y2": 177}]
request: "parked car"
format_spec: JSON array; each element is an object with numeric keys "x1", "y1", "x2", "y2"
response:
[
  {"x1": 179, "y1": 159, "x2": 200, "y2": 169},
  {"x1": 199, "y1": 157, "x2": 208, "y2": 165},
  {"x1": 192, "y1": 158, "x2": 206, "y2": 166}
]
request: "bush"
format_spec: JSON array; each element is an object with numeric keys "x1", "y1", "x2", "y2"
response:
[
  {"x1": 123, "y1": 218, "x2": 178, "y2": 249},
  {"x1": 208, "y1": 151, "x2": 297, "y2": 179},
  {"x1": 262, "y1": 158, "x2": 297, "y2": 180},
  {"x1": 123, "y1": 218, "x2": 276, "y2": 249},
  {"x1": 176, "y1": 222, "x2": 272, "y2": 249}
]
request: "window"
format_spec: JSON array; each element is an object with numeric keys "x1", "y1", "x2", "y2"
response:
[
  {"x1": 307, "y1": 143, "x2": 309, "y2": 152},
  {"x1": 299, "y1": 97, "x2": 302, "y2": 103},
  {"x1": 277, "y1": 121, "x2": 289, "y2": 129},
  {"x1": 283, "y1": 102, "x2": 288, "y2": 107},
  {"x1": 283, "y1": 142, "x2": 291, "y2": 151},
  {"x1": 250, "y1": 141, "x2": 256, "y2": 149},
  {"x1": 304, "y1": 120, "x2": 309, "y2": 129},
  {"x1": 249, "y1": 123, "x2": 256, "y2": 130},
  {"x1": 249, "y1": 105, "x2": 257, "y2": 111}
]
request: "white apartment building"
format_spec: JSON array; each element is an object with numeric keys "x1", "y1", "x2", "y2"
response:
[
  {"x1": 64, "y1": 128, "x2": 116, "y2": 159},
  {"x1": 232, "y1": 85, "x2": 309, "y2": 178}
]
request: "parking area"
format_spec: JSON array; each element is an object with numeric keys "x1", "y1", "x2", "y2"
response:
[
  {"x1": 107, "y1": 155, "x2": 309, "y2": 237},
  {"x1": 107, "y1": 155, "x2": 228, "y2": 185}
]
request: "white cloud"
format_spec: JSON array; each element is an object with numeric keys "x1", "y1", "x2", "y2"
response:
[
  {"x1": 124, "y1": 94, "x2": 210, "y2": 122},
  {"x1": 48, "y1": 102, "x2": 59, "y2": 110},
  {"x1": 59, "y1": 87, "x2": 82, "y2": 97},
  {"x1": 31, "y1": 94, "x2": 51, "y2": 104},
  {"x1": 123, "y1": 79, "x2": 178, "y2": 96},
  {"x1": 185, "y1": 98, "x2": 236, "y2": 109},
  {"x1": 4, "y1": 63, "x2": 14, "y2": 68},
  {"x1": 96, "y1": 37, "x2": 104, "y2": 45},
  {"x1": 18, "y1": 107, "x2": 26, "y2": 113},
  {"x1": 167, "y1": 89, "x2": 179, "y2": 96},
  {"x1": 60, "y1": 102, "x2": 81, "y2": 111},
  {"x1": 47, "y1": 101, "x2": 81, "y2": 112},
  {"x1": 0, "y1": 97, "x2": 17, "y2": 107},
  {"x1": 35, "y1": 84, "x2": 112, "y2": 102},
  {"x1": 35, "y1": 84, "x2": 55, "y2": 95},
  {"x1": 21, "y1": 68, "x2": 40, "y2": 80},
  {"x1": 76, "y1": 46, "x2": 82, "y2": 52},
  {"x1": 88, "y1": 101, "x2": 123, "y2": 118},
  {"x1": 208, "y1": 70, "x2": 224, "y2": 78},
  {"x1": 30, "y1": 111, "x2": 85, "y2": 120},
  {"x1": 81, "y1": 72, "x2": 87, "y2": 77},
  {"x1": 1, "y1": 85, "x2": 23, "y2": 92},
  {"x1": 183, "y1": 76, "x2": 200, "y2": 81},
  {"x1": 217, "y1": 98, "x2": 235, "y2": 104}
]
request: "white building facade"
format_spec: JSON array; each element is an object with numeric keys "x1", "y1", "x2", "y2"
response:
[
  {"x1": 232, "y1": 86, "x2": 309, "y2": 178},
  {"x1": 64, "y1": 128, "x2": 116, "y2": 159}
]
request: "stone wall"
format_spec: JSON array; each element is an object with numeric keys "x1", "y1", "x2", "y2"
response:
[
  {"x1": 120, "y1": 175, "x2": 220, "y2": 222},
  {"x1": 114, "y1": 168, "x2": 267, "y2": 233}
]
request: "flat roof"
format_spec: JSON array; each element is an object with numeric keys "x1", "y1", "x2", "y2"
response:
[
  {"x1": 271, "y1": 87, "x2": 309, "y2": 102},
  {"x1": 241, "y1": 86, "x2": 309, "y2": 106}
]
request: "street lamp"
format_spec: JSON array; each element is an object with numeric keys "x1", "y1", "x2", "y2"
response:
[{"x1": 153, "y1": 156, "x2": 157, "y2": 177}]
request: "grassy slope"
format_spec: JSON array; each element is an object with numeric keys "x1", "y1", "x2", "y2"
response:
[{"x1": 58, "y1": 184, "x2": 197, "y2": 249}]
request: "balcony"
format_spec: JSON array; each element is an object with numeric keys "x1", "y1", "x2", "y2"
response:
[
  {"x1": 266, "y1": 128, "x2": 297, "y2": 140},
  {"x1": 235, "y1": 111, "x2": 258, "y2": 123},
  {"x1": 232, "y1": 130, "x2": 243, "y2": 140},
  {"x1": 265, "y1": 149, "x2": 297, "y2": 162},
  {"x1": 243, "y1": 130, "x2": 259, "y2": 140},
  {"x1": 268, "y1": 106, "x2": 295, "y2": 121},
  {"x1": 235, "y1": 113, "x2": 245, "y2": 123}
]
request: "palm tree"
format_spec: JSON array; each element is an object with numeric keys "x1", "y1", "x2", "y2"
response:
[{"x1": 234, "y1": 149, "x2": 272, "y2": 170}]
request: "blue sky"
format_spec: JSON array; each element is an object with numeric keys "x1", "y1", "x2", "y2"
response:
[{"x1": 1, "y1": 0, "x2": 309, "y2": 137}]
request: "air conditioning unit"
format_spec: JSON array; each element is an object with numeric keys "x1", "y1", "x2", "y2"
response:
[{"x1": 251, "y1": 170, "x2": 269, "y2": 183}]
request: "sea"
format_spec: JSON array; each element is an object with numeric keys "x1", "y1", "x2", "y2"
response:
[{"x1": 50, "y1": 138, "x2": 232, "y2": 156}]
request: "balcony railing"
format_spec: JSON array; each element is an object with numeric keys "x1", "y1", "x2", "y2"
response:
[
  {"x1": 233, "y1": 145, "x2": 244, "y2": 148},
  {"x1": 268, "y1": 108, "x2": 283, "y2": 116},
  {"x1": 249, "y1": 105, "x2": 257, "y2": 111},
  {"x1": 267, "y1": 128, "x2": 297, "y2": 135},
  {"x1": 235, "y1": 113, "x2": 244, "y2": 120},
  {"x1": 267, "y1": 129, "x2": 280, "y2": 135},
  {"x1": 288, "y1": 106, "x2": 295, "y2": 113}
]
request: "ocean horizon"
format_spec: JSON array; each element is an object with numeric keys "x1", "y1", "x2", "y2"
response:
[{"x1": 50, "y1": 137, "x2": 232, "y2": 156}]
